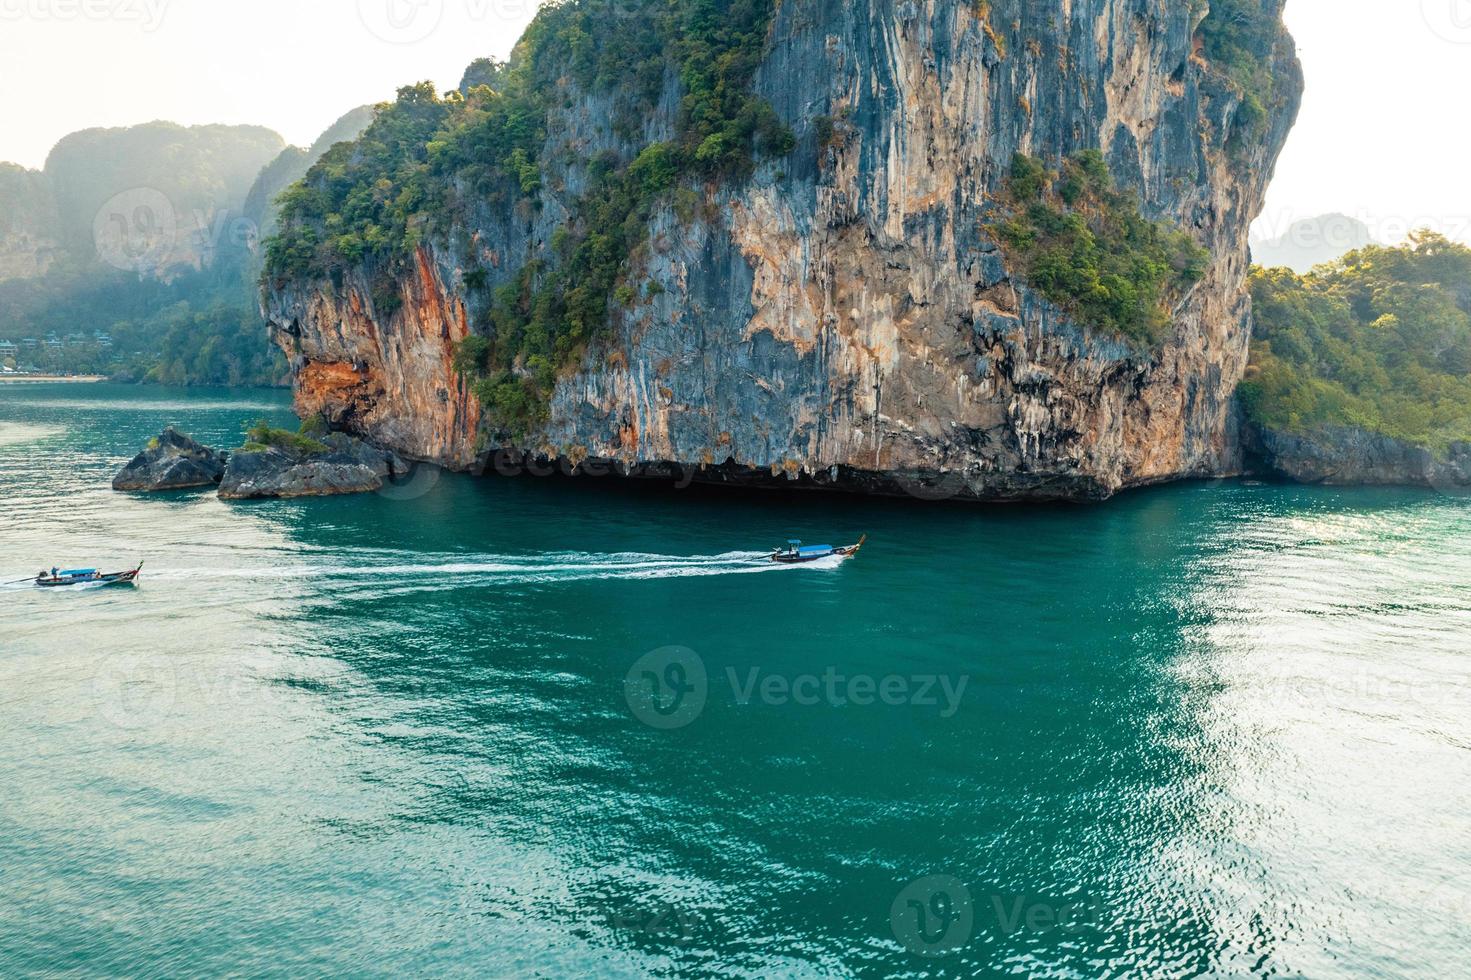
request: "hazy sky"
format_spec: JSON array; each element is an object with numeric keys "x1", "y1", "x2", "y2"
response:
[{"x1": 2, "y1": 0, "x2": 1468, "y2": 243}]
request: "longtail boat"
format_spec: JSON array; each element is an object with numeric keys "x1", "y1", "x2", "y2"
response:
[
  {"x1": 770, "y1": 537, "x2": 867, "y2": 565},
  {"x1": 35, "y1": 563, "x2": 143, "y2": 588}
]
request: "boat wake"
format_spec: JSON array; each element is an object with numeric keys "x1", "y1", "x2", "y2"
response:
[
  {"x1": 0, "y1": 578, "x2": 122, "y2": 593},
  {"x1": 144, "y1": 549, "x2": 850, "y2": 590}
]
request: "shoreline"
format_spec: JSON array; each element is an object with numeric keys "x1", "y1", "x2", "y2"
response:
[{"x1": 0, "y1": 375, "x2": 107, "y2": 384}]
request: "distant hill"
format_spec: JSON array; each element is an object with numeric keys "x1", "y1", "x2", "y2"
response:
[
  {"x1": 1251, "y1": 214, "x2": 1378, "y2": 273},
  {"x1": 0, "y1": 111, "x2": 378, "y2": 386},
  {"x1": 1, "y1": 122, "x2": 286, "y2": 283},
  {"x1": 45, "y1": 122, "x2": 285, "y2": 279},
  {"x1": 243, "y1": 107, "x2": 375, "y2": 244},
  {"x1": 0, "y1": 163, "x2": 61, "y2": 280}
]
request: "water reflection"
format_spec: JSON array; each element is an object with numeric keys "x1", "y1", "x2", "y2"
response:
[{"x1": 3, "y1": 385, "x2": 1469, "y2": 977}]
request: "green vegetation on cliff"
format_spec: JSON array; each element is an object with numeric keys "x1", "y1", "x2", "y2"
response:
[
  {"x1": 265, "y1": 0, "x2": 791, "y2": 436},
  {"x1": 1243, "y1": 233, "x2": 1471, "y2": 450},
  {"x1": 1195, "y1": 0, "x2": 1283, "y2": 149},
  {"x1": 993, "y1": 151, "x2": 1208, "y2": 347}
]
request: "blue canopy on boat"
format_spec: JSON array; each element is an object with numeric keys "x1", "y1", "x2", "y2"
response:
[{"x1": 59, "y1": 569, "x2": 97, "y2": 577}]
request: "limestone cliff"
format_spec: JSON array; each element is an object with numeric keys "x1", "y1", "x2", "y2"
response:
[
  {"x1": 0, "y1": 163, "x2": 61, "y2": 282},
  {"x1": 1, "y1": 124, "x2": 286, "y2": 284},
  {"x1": 264, "y1": 0, "x2": 1301, "y2": 501}
]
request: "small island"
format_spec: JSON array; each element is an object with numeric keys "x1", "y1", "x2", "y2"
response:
[{"x1": 114, "y1": 419, "x2": 407, "y2": 499}]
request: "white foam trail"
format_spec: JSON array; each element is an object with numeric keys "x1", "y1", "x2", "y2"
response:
[{"x1": 144, "y1": 550, "x2": 849, "y2": 588}]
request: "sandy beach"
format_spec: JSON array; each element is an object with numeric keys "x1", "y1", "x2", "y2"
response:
[{"x1": 0, "y1": 375, "x2": 106, "y2": 384}]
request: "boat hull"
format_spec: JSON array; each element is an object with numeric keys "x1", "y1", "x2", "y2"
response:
[
  {"x1": 36, "y1": 569, "x2": 141, "y2": 588},
  {"x1": 769, "y1": 539, "x2": 866, "y2": 564}
]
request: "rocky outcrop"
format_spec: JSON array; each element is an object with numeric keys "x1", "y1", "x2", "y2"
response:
[
  {"x1": 1245, "y1": 424, "x2": 1471, "y2": 493},
  {"x1": 218, "y1": 434, "x2": 403, "y2": 499},
  {"x1": 265, "y1": 0, "x2": 1302, "y2": 501},
  {"x1": 115, "y1": 427, "x2": 404, "y2": 499},
  {"x1": 113, "y1": 427, "x2": 228, "y2": 491},
  {"x1": 219, "y1": 450, "x2": 384, "y2": 500}
]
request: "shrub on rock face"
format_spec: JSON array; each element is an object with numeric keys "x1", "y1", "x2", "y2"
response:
[
  {"x1": 113, "y1": 427, "x2": 228, "y2": 492},
  {"x1": 239, "y1": 418, "x2": 330, "y2": 456},
  {"x1": 992, "y1": 151, "x2": 1209, "y2": 348},
  {"x1": 114, "y1": 422, "x2": 404, "y2": 499},
  {"x1": 218, "y1": 421, "x2": 403, "y2": 499}
]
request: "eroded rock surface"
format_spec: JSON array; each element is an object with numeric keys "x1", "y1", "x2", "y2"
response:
[
  {"x1": 115, "y1": 427, "x2": 403, "y2": 499},
  {"x1": 264, "y1": 0, "x2": 1302, "y2": 502},
  {"x1": 1245, "y1": 424, "x2": 1471, "y2": 492},
  {"x1": 218, "y1": 436, "x2": 401, "y2": 500},
  {"x1": 113, "y1": 428, "x2": 228, "y2": 491}
]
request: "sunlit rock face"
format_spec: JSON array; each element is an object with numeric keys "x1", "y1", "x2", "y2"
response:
[{"x1": 265, "y1": 0, "x2": 1301, "y2": 501}]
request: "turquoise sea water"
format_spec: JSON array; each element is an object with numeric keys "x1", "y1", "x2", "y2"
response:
[{"x1": 1, "y1": 383, "x2": 1468, "y2": 977}]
